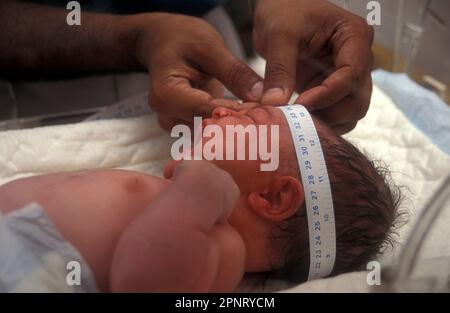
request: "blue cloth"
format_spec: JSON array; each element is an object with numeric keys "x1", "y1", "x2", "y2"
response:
[
  {"x1": 0, "y1": 203, "x2": 98, "y2": 292},
  {"x1": 372, "y1": 70, "x2": 450, "y2": 155}
]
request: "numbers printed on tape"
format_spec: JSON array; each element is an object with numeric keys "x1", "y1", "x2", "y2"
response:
[{"x1": 279, "y1": 105, "x2": 336, "y2": 280}]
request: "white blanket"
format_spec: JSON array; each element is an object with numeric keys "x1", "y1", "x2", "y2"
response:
[{"x1": 1, "y1": 85, "x2": 449, "y2": 292}]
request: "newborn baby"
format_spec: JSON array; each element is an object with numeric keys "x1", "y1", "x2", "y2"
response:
[{"x1": 0, "y1": 106, "x2": 401, "y2": 292}]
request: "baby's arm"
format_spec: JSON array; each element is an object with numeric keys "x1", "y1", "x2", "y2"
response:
[{"x1": 109, "y1": 161, "x2": 244, "y2": 292}]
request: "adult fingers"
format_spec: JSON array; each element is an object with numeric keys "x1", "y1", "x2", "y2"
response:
[
  {"x1": 296, "y1": 19, "x2": 374, "y2": 111},
  {"x1": 310, "y1": 71, "x2": 372, "y2": 133},
  {"x1": 294, "y1": 57, "x2": 334, "y2": 93},
  {"x1": 149, "y1": 67, "x2": 215, "y2": 120},
  {"x1": 154, "y1": 97, "x2": 258, "y2": 132},
  {"x1": 157, "y1": 115, "x2": 186, "y2": 131},
  {"x1": 200, "y1": 78, "x2": 225, "y2": 99},
  {"x1": 188, "y1": 42, "x2": 264, "y2": 102},
  {"x1": 260, "y1": 29, "x2": 299, "y2": 106}
]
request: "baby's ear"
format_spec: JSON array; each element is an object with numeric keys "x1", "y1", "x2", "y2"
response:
[{"x1": 247, "y1": 176, "x2": 304, "y2": 222}]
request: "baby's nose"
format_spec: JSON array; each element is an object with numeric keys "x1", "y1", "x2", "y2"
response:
[{"x1": 212, "y1": 107, "x2": 234, "y2": 118}]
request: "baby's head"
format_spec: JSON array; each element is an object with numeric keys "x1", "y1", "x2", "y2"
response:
[{"x1": 197, "y1": 105, "x2": 402, "y2": 282}]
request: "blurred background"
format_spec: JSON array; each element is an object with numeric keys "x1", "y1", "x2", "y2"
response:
[{"x1": 329, "y1": 0, "x2": 449, "y2": 102}]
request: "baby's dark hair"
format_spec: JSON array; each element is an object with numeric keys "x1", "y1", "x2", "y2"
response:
[{"x1": 271, "y1": 123, "x2": 404, "y2": 283}]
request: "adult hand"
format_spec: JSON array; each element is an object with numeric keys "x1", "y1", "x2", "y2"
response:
[
  {"x1": 134, "y1": 13, "x2": 264, "y2": 130},
  {"x1": 253, "y1": 0, "x2": 374, "y2": 134}
]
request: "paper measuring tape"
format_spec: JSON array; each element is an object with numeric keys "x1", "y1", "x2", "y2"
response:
[{"x1": 278, "y1": 105, "x2": 336, "y2": 280}]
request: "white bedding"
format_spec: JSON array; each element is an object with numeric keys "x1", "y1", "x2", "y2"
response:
[{"x1": 0, "y1": 85, "x2": 449, "y2": 292}]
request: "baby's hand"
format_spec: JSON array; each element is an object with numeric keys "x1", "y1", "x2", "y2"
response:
[
  {"x1": 165, "y1": 160, "x2": 240, "y2": 222},
  {"x1": 111, "y1": 160, "x2": 243, "y2": 292}
]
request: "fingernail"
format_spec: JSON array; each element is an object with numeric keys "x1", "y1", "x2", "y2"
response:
[
  {"x1": 211, "y1": 98, "x2": 240, "y2": 109},
  {"x1": 261, "y1": 87, "x2": 285, "y2": 104},
  {"x1": 249, "y1": 81, "x2": 264, "y2": 100}
]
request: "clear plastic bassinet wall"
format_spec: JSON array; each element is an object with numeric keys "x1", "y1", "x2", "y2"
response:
[{"x1": 330, "y1": 0, "x2": 449, "y2": 103}]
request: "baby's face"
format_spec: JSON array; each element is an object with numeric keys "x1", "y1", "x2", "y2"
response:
[
  {"x1": 170, "y1": 106, "x2": 333, "y2": 273},
  {"x1": 198, "y1": 106, "x2": 305, "y2": 272},
  {"x1": 200, "y1": 106, "x2": 296, "y2": 193}
]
